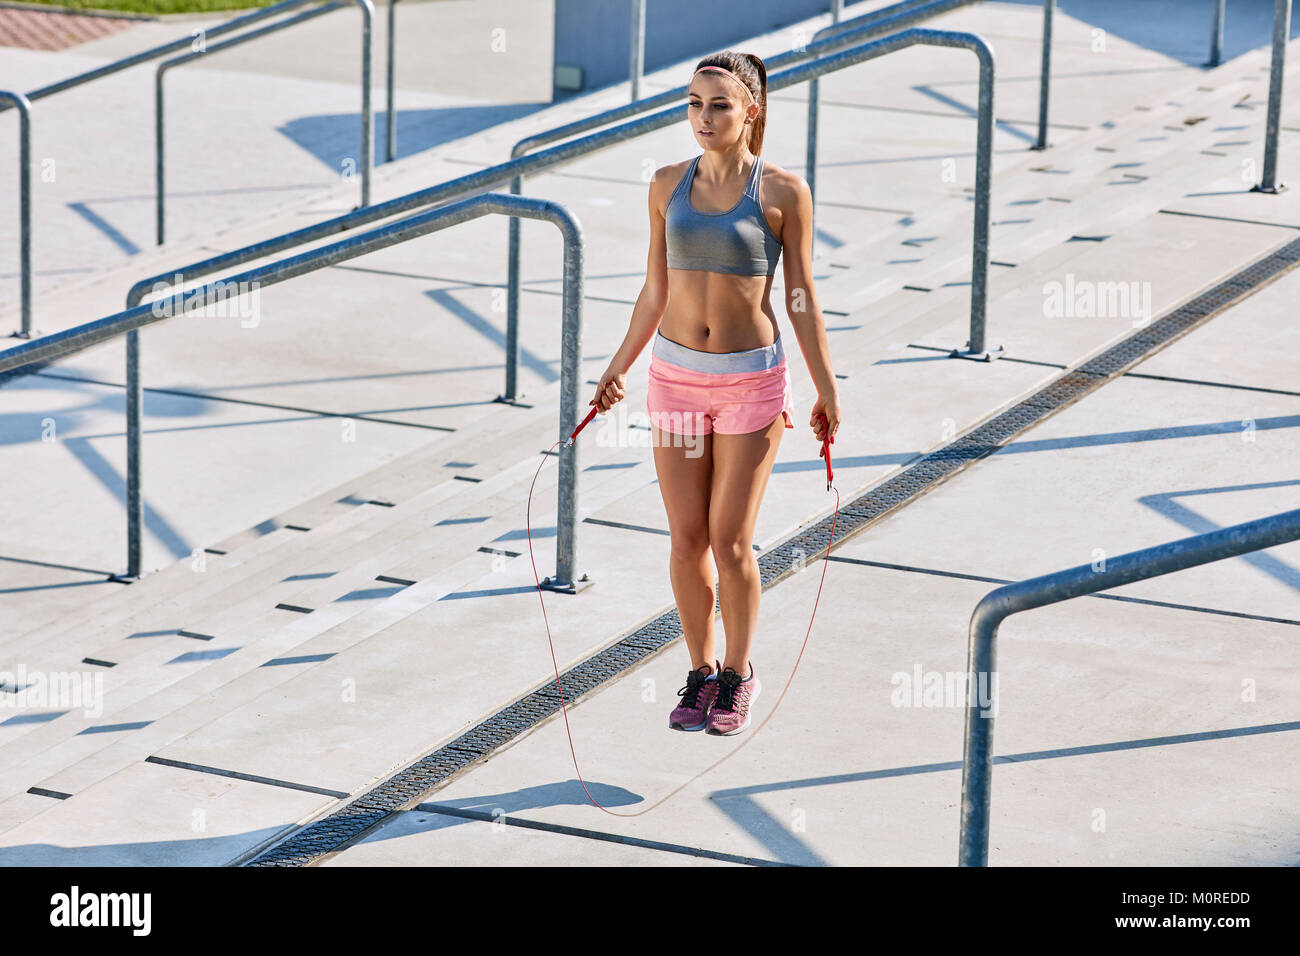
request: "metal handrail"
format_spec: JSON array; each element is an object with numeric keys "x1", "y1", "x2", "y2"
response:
[
  {"x1": 1, "y1": 26, "x2": 998, "y2": 583},
  {"x1": 802, "y1": 0, "x2": 1049, "y2": 204},
  {"x1": 507, "y1": 0, "x2": 1039, "y2": 391},
  {"x1": 0, "y1": 0, "x2": 315, "y2": 338},
  {"x1": 0, "y1": 195, "x2": 587, "y2": 588},
  {"x1": 0, "y1": 0, "x2": 318, "y2": 111},
  {"x1": 0, "y1": 0, "x2": 391, "y2": 336},
  {"x1": 804, "y1": 31, "x2": 995, "y2": 359},
  {"x1": 0, "y1": 91, "x2": 31, "y2": 340},
  {"x1": 90, "y1": 24, "x2": 993, "y2": 411},
  {"x1": 800, "y1": 31, "x2": 993, "y2": 358},
  {"x1": 155, "y1": 0, "x2": 373, "y2": 245},
  {"x1": 957, "y1": 506, "x2": 1300, "y2": 866},
  {"x1": 0, "y1": 0, "x2": 985, "y2": 345},
  {"x1": 514, "y1": 0, "x2": 977, "y2": 171},
  {"x1": 0, "y1": 0, "x2": 393, "y2": 128}
]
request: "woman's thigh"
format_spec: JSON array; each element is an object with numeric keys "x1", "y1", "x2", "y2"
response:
[
  {"x1": 652, "y1": 426, "x2": 713, "y2": 552},
  {"x1": 709, "y1": 411, "x2": 785, "y2": 559}
]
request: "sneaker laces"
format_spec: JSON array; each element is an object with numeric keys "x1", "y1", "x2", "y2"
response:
[
  {"x1": 676, "y1": 667, "x2": 709, "y2": 708},
  {"x1": 714, "y1": 668, "x2": 744, "y2": 712}
]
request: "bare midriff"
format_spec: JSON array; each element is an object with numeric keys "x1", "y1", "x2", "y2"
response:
[{"x1": 659, "y1": 271, "x2": 780, "y2": 353}]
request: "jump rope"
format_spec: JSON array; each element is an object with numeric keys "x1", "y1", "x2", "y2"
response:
[{"x1": 524, "y1": 392, "x2": 839, "y2": 817}]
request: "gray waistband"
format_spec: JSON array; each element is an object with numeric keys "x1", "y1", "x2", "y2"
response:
[{"x1": 652, "y1": 330, "x2": 784, "y2": 373}]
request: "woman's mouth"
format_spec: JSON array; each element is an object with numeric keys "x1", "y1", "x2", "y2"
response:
[{"x1": 700, "y1": 130, "x2": 714, "y2": 137}]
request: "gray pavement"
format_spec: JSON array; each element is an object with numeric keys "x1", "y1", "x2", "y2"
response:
[
  {"x1": 0, "y1": 0, "x2": 1297, "y2": 867},
  {"x1": 325, "y1": 267, "x2": 1300, "y2": 868},
  {"x1": 0, "y1": 0, "x2": 553, "y2": 324}
]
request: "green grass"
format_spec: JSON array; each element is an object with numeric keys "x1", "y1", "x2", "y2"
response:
[{"x1": 19, "y1": 0, "x2": 291, "y2": 15}]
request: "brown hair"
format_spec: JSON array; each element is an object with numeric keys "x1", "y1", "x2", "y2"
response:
[{"x1": 692, "y1": 50, "x2": 768, "y2": 155}]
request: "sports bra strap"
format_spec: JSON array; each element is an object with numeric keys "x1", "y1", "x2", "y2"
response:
[
  {"x1": 674, "y1": 154, "x2": 701, "y2": 202},
  {"x1": 745, "y1": 155, "x2": 763, "y2": 201}
]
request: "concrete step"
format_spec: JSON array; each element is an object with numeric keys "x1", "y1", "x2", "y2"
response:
[
  {"x1": 816, "y1": 55, "x2": 1292, "y2": 313},
  {"x1": 810, "y1": 40, "x2": 1281, "y2": 274},
  {"x1": 5, "y1": 160, "x2": 1293, "y2": 862},
  {"x1": 0, "y1": 416, "x2": 661, "y2": 832},
  {"x1": 0, "y1": 381, "x2": 571, "y2": 652},
  {"x1": 0, "y1": 386, "x2": 653, "y2": 787},
  {"x1": 0, "y1": 419, "x2": 555, "y2": 669},
  {"x1": 5, "y1": 29, "x2": 1289, "y2": 764}
]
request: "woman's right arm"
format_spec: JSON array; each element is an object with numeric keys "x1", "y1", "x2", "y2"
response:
[{"x1": 590, "y1": 168, "x2": 672, "y2": 411}]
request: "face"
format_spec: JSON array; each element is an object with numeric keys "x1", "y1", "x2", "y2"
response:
[{"x1": 688, "y1": 74, "x2": 752, "y2": 149}]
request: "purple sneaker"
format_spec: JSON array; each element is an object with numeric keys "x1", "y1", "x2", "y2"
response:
[
  {"x1": 669, "y1": 661, "x2": 720, "y2": 731},
  {"x1": 706, "y1": 663, "x2": 760, "y2": 736}
]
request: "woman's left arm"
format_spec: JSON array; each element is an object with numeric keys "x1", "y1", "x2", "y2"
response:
[{"x1": 780, "y1": 174, "x2": 841, "y2": 442}]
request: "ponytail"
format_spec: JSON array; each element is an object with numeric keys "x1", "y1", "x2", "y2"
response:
[{"x1": 740, "y1": 52, "x2": 768, "y2": 156}]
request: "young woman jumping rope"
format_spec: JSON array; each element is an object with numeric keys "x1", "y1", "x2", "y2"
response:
[{"x1": 588, "y1": 50, "x2": 842, "y2": 736}]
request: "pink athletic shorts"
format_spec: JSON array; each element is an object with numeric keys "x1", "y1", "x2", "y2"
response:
[{"x1": 647, "y1": 329, "x2": 795, "y2": 436}]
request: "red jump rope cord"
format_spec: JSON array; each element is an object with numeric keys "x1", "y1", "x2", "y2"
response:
[{"x1": 526, "y1": 407, "x2": 837, "y2": 817}]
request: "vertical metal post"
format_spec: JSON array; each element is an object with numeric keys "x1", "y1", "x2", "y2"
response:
[
  {"x1": 958, "y1": 508, "x2": 1300, "y2": 865},
  {"x1": 958, "y1": 608, "x2": 1000, "y2": 867},
  {"x1": 386, "y1": 0, "x2": 396, "y2": 162},
  {"x1": 831, "y1": 0, "x2": 844, "y2": 23},
  {"x1": 125, "y1": 329, "x2": 143, "y2": 580},
  {"x1": 951, "y1": 43, "x2": 997, "y2": 359},
  {"x1": 155, "y1": 2, "x2": 367, "y2": 240},
  {"x1": 505, "y1": 173, "x2": 523, "y2": 401},
  {"x1": 1033, "y1": 0, "x2": 1053, "y2": 150},
  {"x1": 969, "y1": 49, "x2": 994, "y2": 355},
  {"x1": 630, "y1": 0, "x2": 645, "y2": 102},
  {"x1": 554, "y1": 219, "x2": 584, "y2": 589},
  {"x1": 1209, "y1": 0, "x2": 1226, "y2": 67},
  {"x1": 156, "y1": 68, "x2": 166, "y2": 246},
  {"x1": 1, "y1": 91, "x2": 32, "y2": 338},
  {"x1": 359, "y1": 0, "x2": 374, "y2": 206},
  {"x1": 1256, "y1": 0, "x2": 1291, "y2": 193},
  {"x1": 806, "y1": 75, "x2": 819, "y2": 261}
]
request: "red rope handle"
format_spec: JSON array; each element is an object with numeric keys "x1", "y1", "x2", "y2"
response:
[{"x1": 526, "y1": 409, "x2": 837, "y2": 816}]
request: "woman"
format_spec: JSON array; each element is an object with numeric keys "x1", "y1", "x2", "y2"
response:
[{"x1": 588, "y1": 50, "x2": 841, "y2": 736}]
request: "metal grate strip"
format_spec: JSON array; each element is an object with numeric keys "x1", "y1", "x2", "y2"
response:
[{"x1": 244, "y1": 236, "x2": 1300, "y2": 867}]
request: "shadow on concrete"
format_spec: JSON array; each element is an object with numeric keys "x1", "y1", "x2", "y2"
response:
[
  {"x1": 279, "y1": 101, "x2": 552, "y2": 170},
  {"x1": 709, "y1": 718, "x2": 1300, "y2": 864},
  {"x1": 994, "y1": 413, "x2": 1300, "y2": 455},
  {"x1": 1138, "y1": 478, "x2": 1300, "y2": 592},
  {"x1": 0, "y1": 824, "x2": 296, "y2": 866},
  {"x1": 1002, "y1": 0, "x2": 1300, "y2": 67},
  {"x1": 425, "y1": 288, "x2": 561, "y2": 385}
]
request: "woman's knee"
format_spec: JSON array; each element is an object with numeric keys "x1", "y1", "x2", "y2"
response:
[
  {"x1": 670, "y1": 532, "x2": 711, "y2": 563},
  {"x1": 709, "y1": 537, "x2": 753, "y2": 572}
]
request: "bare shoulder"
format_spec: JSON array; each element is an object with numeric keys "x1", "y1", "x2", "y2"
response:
[
  {"x1": 755, "y1": 158, "x2": 809, "y2": 243},
  {"x1": 758, "y1": 158, "x2": 809, "y2": 210},
  {"x1": 649, "y1": 158, "x2": 694, "y2": 211}
]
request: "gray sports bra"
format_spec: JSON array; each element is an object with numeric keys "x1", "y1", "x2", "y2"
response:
[{"x1": 665, "y1": 153, "x2": 783, "y2": 276}]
